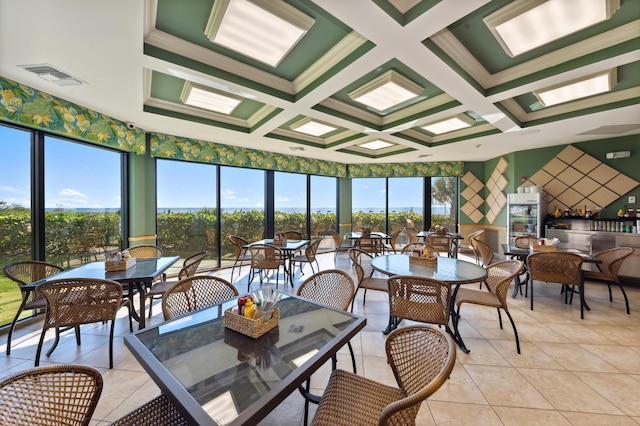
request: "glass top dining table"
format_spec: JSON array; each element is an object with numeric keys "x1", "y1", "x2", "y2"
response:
[
  {"x1": 124, "y1": 294, "x2": 366, "y2": 425},
  {"x1": 371, "y1": 253, "x2": 487, "y2": 285}
]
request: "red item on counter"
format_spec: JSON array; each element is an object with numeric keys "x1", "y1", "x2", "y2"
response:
[{"x1": 237, "y1": 295, "x2": 252, "y2": 316}]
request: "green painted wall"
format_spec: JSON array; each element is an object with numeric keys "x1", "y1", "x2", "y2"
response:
[{"x1": 128, "y1": 152, "x2": 157, "y2": 245}]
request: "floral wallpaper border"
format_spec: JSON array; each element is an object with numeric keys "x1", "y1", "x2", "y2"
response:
[
  {"x1": 348, "y1": 161, "x2": 464, "y2": 178},
  {"x1": 150, "y1": 133, "x2": 348, "y2": 177},
  {"x1": 0, "y1": 76, "x2": 145, "y2": 154}
]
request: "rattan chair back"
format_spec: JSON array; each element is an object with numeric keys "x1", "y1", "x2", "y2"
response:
[
  {"x1": 36, "y1": 278, "x2": 128, "y2": 368},
  {"x1": 513, "y1": 236, "x2": 538, "y2": 249},
  {"x1": 162, "y1": 275, "x2": 239, "y2": 320},
  {"x1": 328, "y1": 229, "x2": 352, "y2": 260},
  {"x1": 400, "y1": 242, "x2": 439, "y2": 255},
  {"x1": 484, "y1": 260, "x2": 525, "y2": 308},
  {"x1": 0, "y1": 364, "x2": 103, "y2": 426},
  {"x1": 178, "y1": 250, "x2": 208, "y2": 280},
  {"x1": 384, "y1": 230, "x2": 402, "y2": 253},
  {"x1": 426, "y1": 234, "x2": 453, "y2": 257},
  {"x1": 111, "y1": 394, "x2": 189, "y2": 426},
  {"x1": 283, "y1": 230, "x2": 303, "y2": 240},
  {"x1": 127, "y1": 244, "x2": 163, "y2": 258},
  {"x1": 311, "y1": 326, "x2": 456, "y2": 426},
  {"x1": 348, "y1": 248, "x2": 375, "y2": 284},
  {"x1": 297, "y1": 269, "x2": 355, "y2": 311},
  {"x1": 248, "y1": 244, "x2": 287, "y2": 290},
  {"x1": 593, "y1": 246, "x2": 633, "y2": 278},
  {"x1": 403, "y1": 227, "x2": 419, "y2": 243},
  {"x1": 527, "y1": 252, "x2": 583, "y2": 287},
  {"x1": 387, "y1": 276, "x2": 452, "y2": 327},
  {"x1": 471, "y1": 238, "x2": 494, "y2": 267},
  {"x1": 292, "y1": 238, "x2": 322, "y2": 275},
  {"x1": 3, "y1": 260, "x2": 65, "y2": 355}
]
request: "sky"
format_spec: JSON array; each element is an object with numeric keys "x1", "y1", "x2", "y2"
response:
[{"x1": 1, "y1": 125, "x2": 444, "y2": 211}]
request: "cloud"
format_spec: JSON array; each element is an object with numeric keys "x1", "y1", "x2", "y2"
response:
[
  {"x1": 221, "y1": 189, "x2": 237, "y2": 200},
  {"x1": 278, "y1": 196, "x2": 292, "y2": 202},
  {"x1": 59, "y1": 188, "x2": 88, "y2": 198},
  {"x1": 1, "y1": 185, "x2": 25, "y2": 194}
]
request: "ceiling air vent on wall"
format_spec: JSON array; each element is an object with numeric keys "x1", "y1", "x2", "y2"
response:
[{"x1": 18, "y1": 64, "x2": 84, "y2": 86}]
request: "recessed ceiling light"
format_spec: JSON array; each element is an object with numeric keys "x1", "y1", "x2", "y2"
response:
[
  {"x1": 421, "y1": 114, "x2": 475, "y2": 135},
  {"x1": 348, "y1": 70, "x2": 423, "y2": 112},
  {"x1": 358, "y1": 140, "x2": 394, "y2": 151},
  {"x1": 289, "y1": 146, "x2": 305, "y2": 151},
  {"x1": 205, "y1": 0, "x2": 315, "y2": 67},
  {"x1": 534, "y1": 70, "x2": 616, "y2": 107},
  {"x1": 290, "y1": 117, "x2": 338, "y2": 137},
  {"x1": 484, "y1": 0, "x2": 620, "y2": 57},
  {"x1": 418, "y1": 154, "x2": 433, "y2": 158},
  {"x1": 180, "y1": 81, "x2": 242, "y2": 114}
]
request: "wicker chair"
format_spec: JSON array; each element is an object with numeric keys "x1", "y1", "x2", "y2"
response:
[
  {"x1": 127, "y1": 245, "x2": 163, "y2": 258},
  {"x1": 110, "y1": 394, "x2": 189, "y2": 426},
  {"x1": 162, "y1": 275, "x2": 239, "y2": 320},
  {"x1": 527, "y1": 252, "x2": 585, "y2": 318},
  {"x1": 3, "y1": 260, "x2": 65, "y2": 355},
  {"x1": 283, "y1": 230, "x2": 303, "y2": 240},
  {"x1": 311, "y1": 326, "x2": 456, "y2": 426},
  {"x1": 248, "y1": 244, "x2": 288, "y2": 291},
  {"x1": 583, "y1": 247, "x2": 634, "y2": 314},
  {"x1": 403, "y1": 227, "x2": 419, "y2": 244},
  {"x1": 471, "y1": 237, "x2": 494, "y2": 267},
  {"x1": 513, "y1": 236, "x2": 538, "y2": 249},
  {"x1": 297, "y1": 269, "x2": 357, "y2": 425},
  {"x1": 400, "y1": 242, "x2": 439, "y2": 255},
  {"x1": 383, "y1": 230, "x2": 402, "y2": 254},
  {"x1": 457, "y1": 229, "x2": 484, "y2": 263},
  {"x1": 229, "y1": 235, "x2": 252, "y2": 283},
  {"x1": 385, "y1": 275, "x2": 453, "y2": 336},
  {"x1": 454, "y1": 260, "x2": 525, "y2": 353},
  {"x1": 348, "y1": 248, "x2": 389, "y2": 313},
  {"x1": 35, "y1": 278, "x2": 131, "y2": 368},
  {"x1": 146, "y1": 251, "x2": 208, "y2": 317},
  {"x1": 0, "y1": 364, "x2": 103, "y2": 426},
  {"x1": 426, "y1": 234, "x2": 454, "y2": 257},
  {"x1": 291, "y1": 238, "x2": 322, "y2": 276},
  {"x1": 328, "y1": 229, "x2": 352, "y2": 262},
  {"x1": 355, "y1": 234, "x2": 384, "y2": 256}
]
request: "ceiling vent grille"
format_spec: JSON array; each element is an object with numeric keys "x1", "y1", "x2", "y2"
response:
[{"x1": 18, "y1": 64, "x2": 84, "y2": 86}]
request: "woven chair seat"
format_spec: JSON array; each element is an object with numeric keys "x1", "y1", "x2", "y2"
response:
[
  {"x1": 361, "y1": 276, "x2": 388, "y2": 292},
  {"x1": 312, "y1": 369, "x2": 403, "y2": 426},
  {"x1": 455, "y1": 287, "x2": 501, "y2": 308},
  {"x1": 582, "y1": 270, "x2": 611, "y2": 282},
  {"x1": 110, "y1": 394, "x2": 189, "y2": 426},
  {"x1": 147, "y1": 279, "x2": 178, "y2": 297}
]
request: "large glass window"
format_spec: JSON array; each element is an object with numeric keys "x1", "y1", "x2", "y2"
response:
[
  {"x1": 274, "y1": 171, "x2": 306, "y2": 237},
  {"x1": 431, "y1": 177, "x2": 457, "y2": 231},
  {"x1": 44, "y1": 137, "x2": 122, "y2": 268},
  {"x1": 310, "y1": 175, "x2": 336, "y2": 238},
  {"x1": 157, "y1": 159, "x2": 217, "y2": 270},
  {"x1": 0, "y1": 126, "x2": 32, "y2": 327},
  {"x1": 351, "y1": 178, "x2": 385, "y2": 232},
  {"x1": 220, "y1": 166, "x2": 265, "y2": 266},
  {"x1": 389, "y1": 177, "x2": 423, "y2": 244}
]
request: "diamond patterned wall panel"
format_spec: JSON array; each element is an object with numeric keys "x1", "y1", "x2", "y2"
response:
[
  {"x1": 460, "y1": 171, "x2": 484, "y2": 224},
  {"x1": 485, "y1": 158, "x2": 509, "y2": 224},
  {"x1": 528, "y1": 145, "x2": 639, "y2": 214}
]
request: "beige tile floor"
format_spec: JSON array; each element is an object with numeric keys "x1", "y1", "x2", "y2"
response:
[{"x1": 1, "y1": 251, "x2": 639, "y2": 425}]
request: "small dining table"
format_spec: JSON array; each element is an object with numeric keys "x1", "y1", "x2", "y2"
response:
[
  {"x1": 371, "y1": 254, "x2": 487, "y2": 353},
  {"x1": 124, "y1": 294, "x2": 366, "y2": 425},
  {"x1": 28, "y1": 256, "x2": 179, "y2": 329},
  {"x1": 243, "y1": 239, "x2": 310, "y2": 286}
]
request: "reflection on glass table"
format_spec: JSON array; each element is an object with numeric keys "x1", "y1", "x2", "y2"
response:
[{"x1": 125, "y1": 295, "x2": 365, "y2": 425}]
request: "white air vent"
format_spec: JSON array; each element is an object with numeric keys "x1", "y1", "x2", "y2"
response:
[
  {"x1": 289, "y1": 146, "x2": 305, "y2": 152},
  {"x1": 18, "y1": 64, "x2": 84, "y2": 86}
]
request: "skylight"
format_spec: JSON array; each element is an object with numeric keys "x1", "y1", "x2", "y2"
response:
[
  {"x1": 205, "y1": 0, "x2": 315, "y2": 67},
  {"x1": 180, "y1": 81, "x2": 243, "y2": 114},
  {"x1": 358, "y1": 140, "x2": 394, "y2": 150},
  {"x1": 484, "y1": 0, "x2": 620, "y2": 57},
  {"x1": 421, "y1": 114, "x2": 475, "y2": 135},
  {"x1": 290, "y1": 117, "x2": 338, "y2": 137},
  {"x1": 534, "y1": 70, "x2": 616, "y2": 107},
  {"x1": 348, "y1": 70, "x2": 423, "y2": 112}
]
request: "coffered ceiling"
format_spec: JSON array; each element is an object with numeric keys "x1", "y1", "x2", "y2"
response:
[{"x1": 1, "y1": 0, "x2": 638, "y2": 164}]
